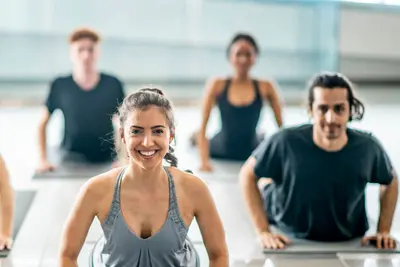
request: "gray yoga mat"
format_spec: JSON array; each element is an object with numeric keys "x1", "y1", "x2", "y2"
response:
[
  {"x1": 258, "y1": 221, "x2": 400, "y2": 255},
  {"x1": 232, "y1": 255, "x2": 345, "y2": 267},
  {"x1": 342, "y1": 258, "x2": 399, "y2": 267},
  {"x1": 32, "y1": 148, "x2": 112, "y2": 179},
  {"x1": 262, "y1": 237, "x2": 400, "y2": 254},
  {"x1": 0, "y1": 190, "x2": 36, "y2": 257},
  {"x1": 262, "y1": 226, "x2": 400, "y2": 255}
]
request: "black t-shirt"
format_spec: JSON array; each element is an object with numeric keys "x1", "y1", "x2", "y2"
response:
[
  {"x1": 253, "y1": 124, "x2": 394, "y2": 241},
  {"x1": 45, "y1": 73, "x2": 125, "y2": 161}
]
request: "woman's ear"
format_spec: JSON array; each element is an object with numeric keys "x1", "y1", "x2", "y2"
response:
[
  {"x1": 169, "y1": 128, "x2": 175, "y2": 144},
  {"x1": 119, "y1": 128, "x2": 126, "y2": 144}
]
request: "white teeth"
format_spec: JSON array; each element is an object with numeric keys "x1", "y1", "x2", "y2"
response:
[{"x1": 139, "y1": 150, "x2": 156, "y2": 156}]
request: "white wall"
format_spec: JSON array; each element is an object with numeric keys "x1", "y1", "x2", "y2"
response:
[
  {"x1": 1, "y1": 1, "x2": 399, "y2": 82},
  {"x1": 0, "y1": 0, "x2": 336, "y2": 83},
  {"x1": 339, "y1": 5, "x2": 400, "y2": 80},
  {"x1": 340, "y1": 5, "x2": 400, "y2": 59}
]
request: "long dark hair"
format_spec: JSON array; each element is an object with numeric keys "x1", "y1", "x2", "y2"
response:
[{"x1": 307, "y1": 72, "x2": 365, "y2": 121}]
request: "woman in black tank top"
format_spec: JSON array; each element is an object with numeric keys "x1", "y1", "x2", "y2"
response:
[{"x1": 191, "y1": 33, "x2": 284, "y2": 172}]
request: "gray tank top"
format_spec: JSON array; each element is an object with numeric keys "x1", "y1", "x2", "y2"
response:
[{"x1": 90, "y1": 166, "x2": 200, "y2": 267}]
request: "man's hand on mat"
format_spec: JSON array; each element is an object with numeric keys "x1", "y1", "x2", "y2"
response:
[
  {"x1": 361, "y1": 232, "x2": 397, "y2": 249},
  {"x1": 199, "y1": 162, "x2": 213, "y2": 172},
  {"x1": 258, "y1": 231, "x2": 291, "y2": 249},
  {"x1": 36, "y1": 160, "x2": 55, "y2": 173},
  {"x1": 0, "y1": 236, "x2": 12, "y2": 250}
]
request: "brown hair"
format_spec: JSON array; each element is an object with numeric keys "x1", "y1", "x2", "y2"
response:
[
  {"x1": 68, "y1": 28, "x2": 100, "y2": 44},
  {"x1": 115, "y1": 87, "x2": 178, "y2": 167}
]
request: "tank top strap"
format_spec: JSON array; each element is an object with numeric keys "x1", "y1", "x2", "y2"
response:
[
  {"x1": 102, "y1": 167, "x2": 126, "y2": 238},
  {"x1": 252, "y1": 79, "x2": 263, "y2": 102},
  {"x1": 164, "y1": 166, "x2": 189, "y2": 241},
  {"x1": 220, "y1": 78, "x2": 231, "y2": 98}
]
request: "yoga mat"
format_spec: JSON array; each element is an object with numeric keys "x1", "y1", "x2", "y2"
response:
[
  {"x1": 259, "y1": 221, "x2": 400, "y2": 255},
  {"x1": 341, "y1": 258, "x2": 400, "y2": 267},
  {"x1": 33, "y1": 148, "x2": 112, "y2": 179},
  {"x1": 232, "y1": 255, "x2": 345, "y2": 267},
  {"x1": 262, "y1": 235, "x2": 400, "y2": 255},
  {"x1": 0, "y1": 190, "x2": 36, "y2": 257},
  {"x1": 264, "y1": 238, "x2": 400, "y2": 254}
]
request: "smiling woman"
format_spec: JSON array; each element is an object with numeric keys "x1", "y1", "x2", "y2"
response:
[
  {"x1": 58, "y1": 88, "x2": 229, "y2": 267},
  {"x1": 115, "y1": 88, "x2": 178, "y2": 168}
]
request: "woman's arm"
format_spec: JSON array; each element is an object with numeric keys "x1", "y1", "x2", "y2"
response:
[
  {"x1": 0, "y1": 154, "x2": 14, "y2": 249},
  {"x1": 190, "y1": 177, "x2": 229, "y2": 266},
  {"x1": 59, "y1": 179, "x2": 99, "y2": 267},
  {"x1": 198, "y1": 78, "x2": 220, "y2": 171},
  {"x1": 262, "y1": 80, "x2": 284, "y2": 128}
]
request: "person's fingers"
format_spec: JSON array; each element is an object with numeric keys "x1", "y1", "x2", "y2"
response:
[
  {"x1": 383, "y1": 236, "x2": 390, "y2": 249},
  {"x1": 6, "y1": 239, "x2": 13, "y2": 249},
  {"x1": 376, "y1": 234, "x2": 383, "y2": 249},
  {"x1": 361, "y1": 235, "x2": 373, "y2": 246},
  {"x1": 392, "y1": 239, "x2": 397, "y2": 249},
  {"x1": 262, "y1": 236, "x2": 273, "y2": 249},
  {"x1": 277, "y1": 234, "x2": 291, "y2": 245},
  {"x1": 274, "y1": 238, "x2": 285, "y2": 249},
  {"x1": 269, "y1": 236, "x2": 279, "y2": 249},
  {"x1": 387, "y1": 238, "x2": 394, "y2": 249}
]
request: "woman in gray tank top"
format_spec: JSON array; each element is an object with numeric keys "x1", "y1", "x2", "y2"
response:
[{"x1": 58, "y1": 88, "x2": 229, "y2": 267}]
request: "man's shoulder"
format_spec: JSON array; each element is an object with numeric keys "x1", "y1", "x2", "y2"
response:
[
  {"x1": 100, "y1": 72, "x2": 123, "y2": 85},
  {"x1": 51, "y1": 74, "x2": 73, "y2": 85},
  {"x1": 347, "y1": 127, "x2": 384, "y2": 150},
  {"x1": 271, "y1": 124, "x2": 313, "y2": 143}
]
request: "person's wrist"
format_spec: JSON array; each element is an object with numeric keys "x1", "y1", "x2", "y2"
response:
[
  {"x1": 257, "y1": 228, "x2": 271, "y2": 235},
  {"x1": 0, "y1": 233, "x2": 12, "y2": 240}
]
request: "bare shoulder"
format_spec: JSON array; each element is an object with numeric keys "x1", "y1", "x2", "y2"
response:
[
  {"x1": 167, "y1": 167, "x2": 210, "y2": 197},
  {"x1": 79, "y1": 167, "x2": 123, "y2": 202},
  {"x1": 257, "y1": 78, "x2": 279, "y2": 98},
  {"x1": 204, "y1": 76, "x2": 227, "y2": 97}
]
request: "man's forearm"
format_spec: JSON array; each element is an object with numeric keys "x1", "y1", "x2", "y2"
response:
[
  {"x1": 272, "y1": 106, "x2": 283, "y2": 129},
  {"x1": 1, "y1": 187, "x2": 14, "y2": 237},
  {"x1": 240, "y1": 171, "x2": 270, "y2": 234},
  {"x1": 378, "y1": 177, "x2": 398, "y2": 233},
  {"x1": 38, "y1": 125, "x2": 48, "y2": 161}
]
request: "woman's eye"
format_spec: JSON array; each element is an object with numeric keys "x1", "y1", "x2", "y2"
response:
[
  {"x1": 131, "y1": 129, "x2": 142, "y2": 135},
  {"x1": 154, "y1": 129, "x2": 164, "y2": 134}
]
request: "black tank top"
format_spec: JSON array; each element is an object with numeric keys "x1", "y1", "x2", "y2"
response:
[{"x1": 215, "y1": 79, "x2": 263, "y2": 143}]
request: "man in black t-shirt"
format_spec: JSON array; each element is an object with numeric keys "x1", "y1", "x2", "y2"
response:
[
  {"x1": 240, "y1": 72, "x2": 398, "y2": 250},
  {"x1": 36, "y1": 28, "x2": 125, "y2": 173}
]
